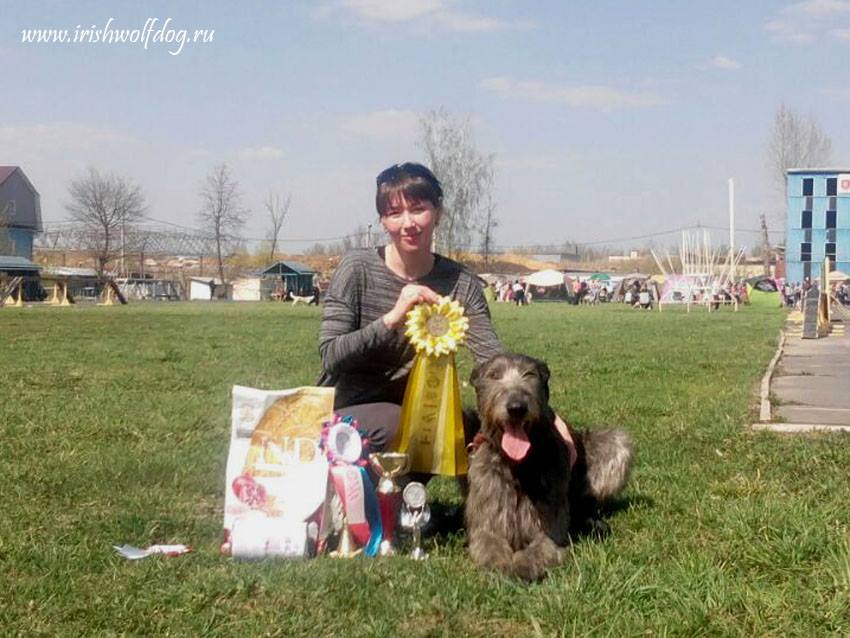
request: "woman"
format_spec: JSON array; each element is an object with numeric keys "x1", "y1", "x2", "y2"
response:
[{"x1": 317, "y1": 163, "x2": 504, "y2": 451}]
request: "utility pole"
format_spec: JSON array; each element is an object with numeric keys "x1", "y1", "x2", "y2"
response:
[
  {"x1": 760, "y1": 213, "x2": 771, "y2": 276},
  {"x1": 120, "y1": 211, "x2": 126, "y2": 277},
  {"x1": 728, "y1": 178, "x2": 735, "y2": 282}
]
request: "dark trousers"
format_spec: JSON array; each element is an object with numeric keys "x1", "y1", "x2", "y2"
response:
[
  {"x1": 337, "y1": 402, "x2": 401, "y2": 453},
  {"x1": 338, "y1": 402, "x2": 470, "y2": 492}
]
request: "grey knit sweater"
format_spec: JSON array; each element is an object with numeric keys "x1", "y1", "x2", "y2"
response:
[{"x1": 317, "y1": 247, "x2": 504, "y2": 409}]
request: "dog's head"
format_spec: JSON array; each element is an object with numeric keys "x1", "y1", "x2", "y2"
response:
[{"x1": 470, "y1": 353, "x2": 550, "y2": 462}]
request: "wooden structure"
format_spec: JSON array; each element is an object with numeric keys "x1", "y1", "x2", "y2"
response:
[{"x1": 261, "y1": 261, "x2": 317, "y2": 297}]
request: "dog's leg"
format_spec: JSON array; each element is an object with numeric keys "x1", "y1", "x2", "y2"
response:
[
  {"x1": 468, "y1": 529, "x2": 515, "y2": 575},
  {"x1": 582, "y1": 428, "x2": 633, "y2": 503},
  {"x1": 509, "y1": 533, "x2": 563, "y2": 582}
]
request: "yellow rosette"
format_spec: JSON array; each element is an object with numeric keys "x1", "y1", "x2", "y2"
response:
[{"x1": 391, "y1": 296, "x2": 470, "y2": 476}]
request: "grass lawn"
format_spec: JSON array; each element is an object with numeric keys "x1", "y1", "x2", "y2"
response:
[{"x1": 2, "y1": 301, "x2": 849, "y2": 637}]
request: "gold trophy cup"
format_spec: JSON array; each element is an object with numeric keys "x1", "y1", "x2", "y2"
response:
[{"x1": 368, "y1": 452, "x2": 410, "y2": 556}]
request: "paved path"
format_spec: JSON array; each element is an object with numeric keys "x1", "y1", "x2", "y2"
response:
[{"x1": 762, "y1": 313, "x2": 850, "y2": 432}]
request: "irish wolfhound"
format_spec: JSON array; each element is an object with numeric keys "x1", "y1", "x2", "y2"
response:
[{"x1": 464, "y1": 353, "x2": 633, "y2": 581}]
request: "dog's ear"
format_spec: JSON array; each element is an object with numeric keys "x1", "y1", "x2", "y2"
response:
[
  {"x1": 535, "y1": 359, "x2": 550, "y2": 395},
  {"x1": 470, "y1": 361, "x2": 484, "y2": 389}
]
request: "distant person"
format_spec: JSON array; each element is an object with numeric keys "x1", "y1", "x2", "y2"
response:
[
  {"x1": 638, "y1": 284, "x2": 651, "y2": 310},
  {"x1": 512, "y1": 280, "x2": 526, "y2": 306}
]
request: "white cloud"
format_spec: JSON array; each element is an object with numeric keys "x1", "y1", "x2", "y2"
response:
[
  {"x1": 340, "y1": 0, "x2": 445, "y2": 22},
  {"x1": 338, "y1": 109, "x2": 420, "y2": 140},
  {"x1": 479, "y1": 77, "x2": 666, "y2": 110},
  {"x1": 831, "y1": 27, "x2": 850, "y2": 38},
  {"x1": 706, "y1": 55, "x2": 741, "y2": 70},
  {"x1": 789, "y1": 0, "x2": 850, "y2": 16},
  {"x1": 236, "y1": 145, "x2": 285, "y2": 161},
  {"x1": 765, "y1": 1, "x2": 850, "y2": 44},
  {"x1": 822, "y1": 87, "x2": 850, "y2": 99},
  {"x1": 495, "y1": 153, "x2": 568, "y2": 171},
  {"x1": 0, "y1": 122, "x2": 135, "y2": 151},
  {"x1": 320, "y1": 0, "x2": 533, "y2": 32},
  {"x1": 433, "y1": 11, "x2": 534, "y2": 32},
  {"x1": 764, "y1": 18, "x2": 816, "y2": 43}
]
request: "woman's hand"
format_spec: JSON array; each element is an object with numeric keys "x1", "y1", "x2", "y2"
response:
[{"x1": 382, "y1": 284, "x2": 440, "y2": 329}]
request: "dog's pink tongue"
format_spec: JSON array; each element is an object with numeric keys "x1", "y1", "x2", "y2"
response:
[{"x1": 501, "y1": 427, "x2": 530, "y2": 461}]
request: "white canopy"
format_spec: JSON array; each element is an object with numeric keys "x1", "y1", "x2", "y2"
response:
[
  {"x1": 525, "y1": 269, "x2": 566, "y2": 287},
  {"x1": 828, "y1": 270, "x2": 849, "y2": 282}
]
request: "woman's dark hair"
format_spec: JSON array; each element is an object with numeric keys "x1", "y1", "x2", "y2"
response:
[{"x1": 375, "y1": 163, "x2": 443, "y2": 216}]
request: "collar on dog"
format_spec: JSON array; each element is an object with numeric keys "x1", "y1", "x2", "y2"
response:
[{"x1": 468, "y1": 425, "x2": 577, "y2": 470}]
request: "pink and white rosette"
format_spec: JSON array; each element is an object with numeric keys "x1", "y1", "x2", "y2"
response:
[{"x1": 320, "y1": 415, "x2": 382, "y2": 556}]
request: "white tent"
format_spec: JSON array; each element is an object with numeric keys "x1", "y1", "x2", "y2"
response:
[
  {"x1": 828, "y1": 270, "x2": 849, "y2": 282},
  {"x1": 525, "y1": 269, "x2": 566, "y2": 287}
]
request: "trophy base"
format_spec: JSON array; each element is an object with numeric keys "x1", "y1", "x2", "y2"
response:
[
  {"x1": 409, "y1": 547, "x2": 428, "y2": 561},
  {"x1": 378, "y1": 539, "x2": 396, "y2": 556}
]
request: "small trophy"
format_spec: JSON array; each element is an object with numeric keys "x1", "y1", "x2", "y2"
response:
[
  {"x1": 401, "y1": 482, "x2": 430, "y2": 560},
  {"x1": 368, "y1": 452, "x2": 410, "y2": 556},
  {"x1": 329, "y1": 515, "x2": 361, "y2": 558}
]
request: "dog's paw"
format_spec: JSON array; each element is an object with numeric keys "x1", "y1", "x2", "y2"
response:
[
  {"x1": 584, "y1": 518, "x2": 610, "y2": 538},
  {"x1": 509, "y1": 540, "x2": 563, "y2": 582},
  {"x1": 510, "y1": 550, "x2": 560, "y2": 582}
]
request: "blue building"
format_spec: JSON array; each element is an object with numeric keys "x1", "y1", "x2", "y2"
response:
[{"x1": 785, "y1": 169, "x2": 850, "y2": 283}]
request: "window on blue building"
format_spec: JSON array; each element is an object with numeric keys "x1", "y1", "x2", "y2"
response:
[
  {"x1": 801, "y1": 210, "x2": 812, "y2": 228},
  {"x1": 826, "y1": 210, "x2": 837, "y2": 228},
  {"x1": 827, "y1": 178, "x2": 837, "y2": 196},
  {"x1": 826, "y1": 243, "x2": 836, "y2": 260},
  {"x1": 802, "y1": 178, "x2": 814, "y2": 196},
  {"x1": 801, "y1": 242, "x2": 811, "y2": 261}
]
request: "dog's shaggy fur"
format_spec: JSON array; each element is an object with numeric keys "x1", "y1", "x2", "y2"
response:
[{"x1": 464, "y1": 353, "x2": 633, "y2": 581}]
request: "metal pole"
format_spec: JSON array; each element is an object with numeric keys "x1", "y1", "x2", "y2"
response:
[
  {"x1": 121, "y1": 211, "x2": 126, "y2": 277},
  {"x1": 728, "y1": 178, "x2": 735, "y2": 282}
]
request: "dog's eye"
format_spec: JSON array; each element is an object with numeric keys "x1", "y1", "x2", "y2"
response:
[
  {"x1": 487, "y1": 369, "x2": 502, "y2": 380},
  {"x1": 522, "y1": 371, "x2": 538, "y2": 379}
]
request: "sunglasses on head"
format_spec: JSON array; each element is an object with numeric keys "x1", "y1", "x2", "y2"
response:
[{"x1": 376, "y1": 163, "x2": 434, "y2": 186}]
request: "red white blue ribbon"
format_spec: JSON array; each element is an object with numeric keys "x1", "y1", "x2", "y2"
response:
[{"x1": 321, "y1": 415, "x2": 382, "y2": 556}]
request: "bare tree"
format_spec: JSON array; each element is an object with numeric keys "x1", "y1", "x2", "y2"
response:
[
  {"x1": 419, "y1": 108, "x2": 495, "y2": 255},
  {"x1": 265, "y1": 191, "x2": 291, "y2": 263},
  {"x1": 479, "y1": 169, "x2": 498, "y2": 266},
  {"x1": 198, "y1": 164, "x2": 248, "y2": 283},
  {"x1": 65, "y1": 167, "x2": 146, "y2": 276},
  {"x1": 767, "y1": 104, "x2": 833, "y2": 205}
]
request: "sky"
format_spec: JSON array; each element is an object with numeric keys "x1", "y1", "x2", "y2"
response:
[{"x1": 3, "y1": 0, "x2": 850, "y2": 253}]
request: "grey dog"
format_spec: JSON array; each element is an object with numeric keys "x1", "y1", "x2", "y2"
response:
[{"x1": 464, "y1": 353, "x2": 633, "y2": 581}]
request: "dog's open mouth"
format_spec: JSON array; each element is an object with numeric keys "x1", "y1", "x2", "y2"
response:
[{"x1": 501, "y1": 423, "x2": 530, "y2": 462}]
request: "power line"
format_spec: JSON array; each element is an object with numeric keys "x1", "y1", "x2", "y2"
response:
[{"x1": 37, "y1": 219, "x2": 788, "y2": 255}]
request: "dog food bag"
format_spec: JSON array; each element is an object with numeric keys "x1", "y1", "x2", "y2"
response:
[{"x1": 222, "y1": 385, "x2": 334, "y2": 559}]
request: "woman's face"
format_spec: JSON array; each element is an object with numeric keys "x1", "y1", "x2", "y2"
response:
[{"x1": 380, "y1": 193, "x2": 440, "y2": 255}]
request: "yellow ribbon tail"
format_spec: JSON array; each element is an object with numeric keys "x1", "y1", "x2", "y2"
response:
[{"x1": 392, "y1": 352, "x2": 468, "y2": 476}]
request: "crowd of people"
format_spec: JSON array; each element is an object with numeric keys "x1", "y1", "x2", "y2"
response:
[
  {"x1": 782, "y1": 279, "x2": 850, "y2": 310},
  {"x1": 489, "y1": 278, "x2": 619, "y2": 306}
]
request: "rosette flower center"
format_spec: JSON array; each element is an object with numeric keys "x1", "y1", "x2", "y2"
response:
[
  {"x1": 425, "y1": 314, "x2": 450, "y2": 337},
  {"x1": 404, "y1": 296, "x2": 469, "y2": 357}
]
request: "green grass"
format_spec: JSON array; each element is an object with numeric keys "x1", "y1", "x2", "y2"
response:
[{"x1": 2, "y1": 301, "x2": 849, "y2": 637}]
